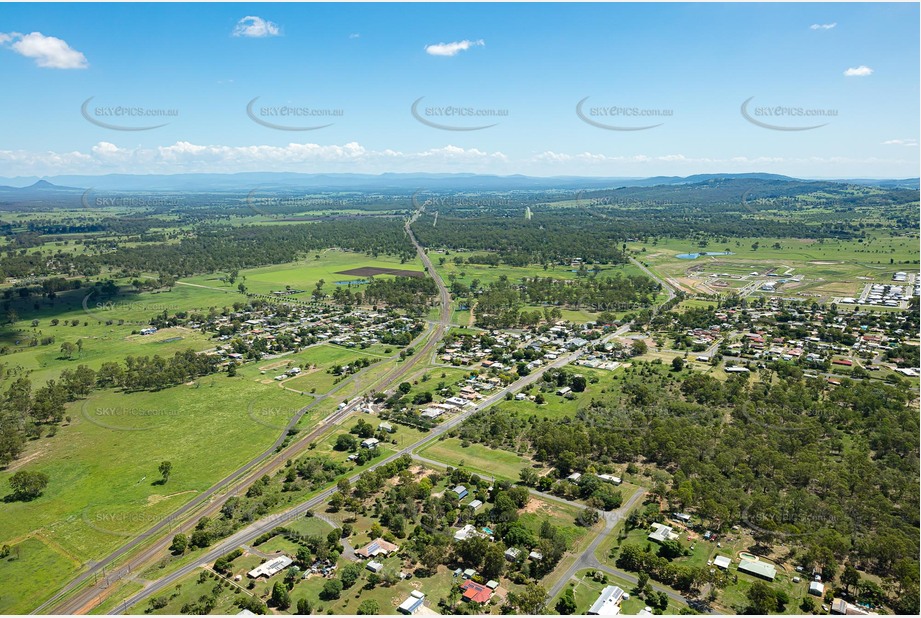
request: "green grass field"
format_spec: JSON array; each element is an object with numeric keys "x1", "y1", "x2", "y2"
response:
[
  {"x1": 430, "y1": 251, "x2": 662, "y2": 323},
  {"x1": 180, "y1": 249, "x2": 425, "y2": 302},
  {"x1": 0, "y1": 537, "x2": 83, "y2": 614},
  {"x1": 0, "y1": 364, "x2": 316, "y2": 611},
  {"x1": 419, "y1": 437, "x2": 531, "y2": 481},
  {"x1": 549, "y1": 568, "x2": 685, "y2": 615},
  {"x1": 128, "y1": 568, "x2": 250, "y2": 615},
  {"x1": 631, "y1": 235, "x2": 918, "y2": 300},
  {"x1": 486, "y1": 367, "x2": 610, "y2": 421}
]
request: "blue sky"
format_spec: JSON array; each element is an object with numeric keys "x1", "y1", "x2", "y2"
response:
[{"x1": 0, "y1": 2, "x2": 918, "y2": 178}]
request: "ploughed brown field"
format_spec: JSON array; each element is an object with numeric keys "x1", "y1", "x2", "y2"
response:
[{"x1": 335, "y1": 266, "x2": 425, "y2": 278}]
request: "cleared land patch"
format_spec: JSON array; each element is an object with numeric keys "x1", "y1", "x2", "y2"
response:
[{"x1": 335, "y1": 266, "x2": 426, "y2": 278}]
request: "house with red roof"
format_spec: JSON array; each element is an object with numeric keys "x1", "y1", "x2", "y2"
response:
[{"x1": 461, "y1": 580, "x2": 492, "y2": 604}]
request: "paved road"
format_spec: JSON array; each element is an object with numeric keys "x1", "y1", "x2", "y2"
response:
[
  {"x1": 545, "y1": 488, "x2": 647, "y2": 601},
  {"x1": 37, "y1": 354, "x2": 367, "y2": 614},
  {"x1": 544, "y1": 487, "x2": 717, "y2": 614},
  {"x1": 109, "y1": 325, "x2": 612, "y2": 613},
  {"x1": 43, "y1": 212, "x2": 449, "y2": 615},
  {"x1": 410, "y1": 453, "x2": 589, "y2": 512},
  {"x1": 630, "y1": 256, "x2": 677, "y2": 310},
  {"x1": 73, "y1": 212, "x2": 668, "y2": 615},
  {"x1": 312, "y1": 513, "x2": 356, "y2": 561},
  {"x1": 38, "y1": 336, "x2": 416, "y2": 615}
]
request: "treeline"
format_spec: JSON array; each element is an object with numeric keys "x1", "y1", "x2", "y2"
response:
[
  {"x1": 1, "y1": 218, "x2": 415, "y2": 280},
  {"x1": 471, "y1": 273, "x2": 656, "y2": 329},
  {"x1": 97, "y1": 349, "x2": 223, "y2": 392},
  {"x1": 409, "y1": 183, "x2": 917, "y2": 258},
  {"x1": 473, "y1": 277, "x2": 523, "y2": 329},
  {"x1": 96, "y1": 219, "x2": 416, "y2": 277},
  {"x1": 170, "y1": 455, "x2": 352, "y2": 553},
  {"x1": 0, "y1": 349, "x2": 222, "y2": 464},
  {"x1": 452, "y1": 365, "x2": 919, "y2": 609},
  {"x1": 363, "y1": 276, "x2": 438, "y2": 314},
  {"x1": 416, "y1": 178, "x2": 916, "y2": 236},
  {"x1": 518, "y1": 273, "x2": 660, "y2": 309},
  {"x1": 412, "y1": 214, "x2": 629, "y2": 265}
]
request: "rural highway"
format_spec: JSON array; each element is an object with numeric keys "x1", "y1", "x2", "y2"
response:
[
  {"x1": 108, "y1": 324, "x2": 615, "y2": 613},
  {"x1": 48, "y1": 205, "x2": 670, "y2": 615},
  {"x1": 38, "y1": 320, "x2": 445, "y2": 615},
  {"x1": 40, "y1": 210, "x2": 449, "y2": 615},
  {"x1": 630, "y1": 255, "x2": 677, "y2": 310}
]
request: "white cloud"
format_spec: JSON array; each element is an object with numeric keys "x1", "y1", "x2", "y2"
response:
[
  {"x1": 232, "y1": 16, "x2": 280, "y2": 38},
  {"x1": 0, "y1": 142, "x2": 916, "y2": 178},
  {"x1": 883, "y1": 139, "x2": 918, "y2": 147},
  {"x1": 0, "y1": 31, "x2": 88, "y2": 69},
  {"x1": 0, "y1": 141, "x2": 508, "y2": 175},
  {"x1": 844, "y1": 65, "x2": 873, "y2": 77},
  {"x1": 810, "y1": 23, "x2": 837, "y2": 30},
  {"x1": 424, "y1": 39, "x2": 484, "y2": 57},
  {"x1": 349, "y1": 33, "x2": 361, "y2": 39}
]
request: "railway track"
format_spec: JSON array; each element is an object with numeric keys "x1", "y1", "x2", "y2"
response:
[{"x1": 39, "y1": 210, "x2": 450, "y2": 615}]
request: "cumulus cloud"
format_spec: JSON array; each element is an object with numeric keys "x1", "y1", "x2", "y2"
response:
[
  {"x1": 0, "y1": 141, "x2": 509, "y2": 175},
  {"x1": 810, "y1": 23, "x2": 837, "y2": 30},
  {"x1": 844, "y1": 65, "x2": 873, "y2": 77},
  {"x1": 0, "y1": 142, "x2": 915, "y2": 178},
  {"x1": 0, "y1": 31, "x2": 88, "y2": 68},
  {"x1": 424, "y1": 39, "x2": 484, "y2": 57},
  {"x1": 349, "y1": 33, "x2": 361, "y2": 39},
  {"x1": 232, "y1": 16, "x2": 280, "y2": 38},
  {"x1": 883, "y1": 139, "x2": 918, "y2": 147}
]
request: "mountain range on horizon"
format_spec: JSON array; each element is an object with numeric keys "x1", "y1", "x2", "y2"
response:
[{"x1": 0, "y1": 172, "x2": 918, "y2": 194}]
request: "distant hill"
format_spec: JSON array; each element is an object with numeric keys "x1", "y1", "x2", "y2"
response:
[
  {"x1": 0, "y1": 180, "x2": 83, "y2": 193},
  {"x1": 0, "y1": 172, "x2": 914, "y2": 196},
  {"x1": 573, "y1": 176, "x2": 920, "y2": 210},
  {"x1": 632, "y1": 173, "x2": 800, "y2": 187},
  {"x1": 836, "y1": 178, "x2": 920, "y2": 190}
]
